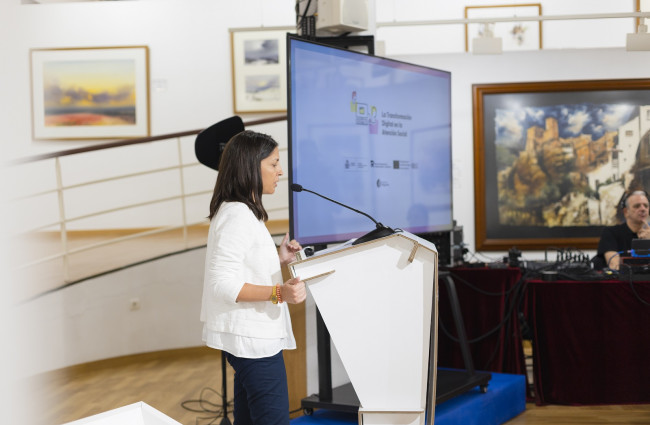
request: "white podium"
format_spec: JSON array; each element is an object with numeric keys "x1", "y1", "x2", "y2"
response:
[{"x1": 289, "y1": 231, "x2": 438, "y2": 425}]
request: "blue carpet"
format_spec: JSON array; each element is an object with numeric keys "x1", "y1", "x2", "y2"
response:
[{"x1": 291, "y1": 372, "x2": 526, "y2": 425}]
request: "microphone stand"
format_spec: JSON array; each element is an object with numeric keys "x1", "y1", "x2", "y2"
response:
[
  {"x1": 220, "y1": 352, "x2": 232, "y2": 425},
  {"x1": 291, "y1": 184, "x2": 395, "y2": 245}
]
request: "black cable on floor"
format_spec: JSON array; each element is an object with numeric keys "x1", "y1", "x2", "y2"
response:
[{"x1": 181, "y1": 387, "x2": 233, "y2": 425}]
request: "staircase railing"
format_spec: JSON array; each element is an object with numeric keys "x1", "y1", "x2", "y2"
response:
[{"x1": 5, "y1": 115, "x2": 288, "y2": 302}]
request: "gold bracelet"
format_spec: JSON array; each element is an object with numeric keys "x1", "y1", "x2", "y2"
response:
[{"x1": 270, "y1": 285, "x2": 278, "y2": 304}]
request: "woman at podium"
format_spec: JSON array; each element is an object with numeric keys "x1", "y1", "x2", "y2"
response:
[{"x1": 200, "y1": 130, "x2": 306, "y2": 424}]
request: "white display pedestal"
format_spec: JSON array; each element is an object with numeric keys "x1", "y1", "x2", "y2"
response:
[
  {"x1": 289, "y1": 232, "x2": 438, "y2": 425},
  {"x1": 62, "y1": 402, "x2": 181, "y2": 425}
]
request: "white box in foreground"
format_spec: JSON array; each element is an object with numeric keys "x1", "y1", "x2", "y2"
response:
[{"x1": 62, "y1": 401, "x2": 181, "y2": 425}]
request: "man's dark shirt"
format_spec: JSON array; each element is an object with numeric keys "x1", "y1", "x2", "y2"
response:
[{"x1": 595, "y1": 223, "x2": 637, "y2": 269}]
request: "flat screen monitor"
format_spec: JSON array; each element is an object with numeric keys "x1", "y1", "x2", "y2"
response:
[{"x1": 287, "y1": 34, "x2": 453, "y2": 246}]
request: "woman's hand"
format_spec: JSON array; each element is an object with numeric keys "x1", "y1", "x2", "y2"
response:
[
  {"x1": 281, "y1": 276, "x2": 306, "y2": 304},
  {"x1": 278, "y1": 232, "x2": 302, "y2": 266}
]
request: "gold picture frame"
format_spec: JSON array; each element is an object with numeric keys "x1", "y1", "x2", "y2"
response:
[
  {"x1": 638, "y1": 0, "x2": 650, "y2": 28},
  {"x1": 30, "y1": 46, "x2": 150, "y2": 140},
  {"x1": 464, "y1": 3, "x2": 543, "y2": 52},
  {"x1": 472, "y1": 79, "x2": 650, "y2": 251}
]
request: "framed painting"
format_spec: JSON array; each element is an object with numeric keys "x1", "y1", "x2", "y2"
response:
[
  {"x1": 472, "y1": 79, "x2": 650, "y2": 251},
  {"x1": 230, "y1": 28, "x2": 288, "y2": 114},
  {"x1": 30, "y1": 46, "x2": 150, "y2": 140},
  {"x1": 464, "y1": 4, "x2": 542, "y2": 52}
]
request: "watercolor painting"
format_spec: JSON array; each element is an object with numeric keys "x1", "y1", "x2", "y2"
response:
[
  {"x1": 43, "y1": 59, "x2": 137, "y2": 127},
  {"x1": 244, "y1": 38, "x2": 280, "y2": 65},
  {"x1": 31, "y1": 46, "x2": 150, "y2": 140},
  {"x1": 231, "y1": 29, "x2": 287, "y2": 113}
]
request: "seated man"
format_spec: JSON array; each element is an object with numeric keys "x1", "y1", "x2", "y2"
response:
[{"x1": 596, "y1": 190, "x2": 650, "y2": 270}]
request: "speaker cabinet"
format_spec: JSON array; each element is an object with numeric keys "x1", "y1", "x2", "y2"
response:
[{"x1": 316, "y1": 0, "x2": 368, "y2": 35}]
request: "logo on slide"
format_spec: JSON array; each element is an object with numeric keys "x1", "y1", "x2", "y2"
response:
[{"x1": 351, "y1": 91, "x2": 377, "y2": 133}]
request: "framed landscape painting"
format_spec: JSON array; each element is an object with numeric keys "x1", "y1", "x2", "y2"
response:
[
  {"x1": 473, "y1": 79, "x2": 650, "y2": 250},
  {"x1": 230, "y1": 28, "x2": 288, "y2": 113},
  {"x1": 30, "y1": 46, "x2": 150, "y2": 140}
]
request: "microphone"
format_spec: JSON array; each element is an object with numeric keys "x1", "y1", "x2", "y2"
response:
[{"x1": 290, "y1": 183, "x2": 395, "y2": 245}]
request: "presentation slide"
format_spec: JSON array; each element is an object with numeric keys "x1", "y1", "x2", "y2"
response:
[{"x1": 289, "y1": 38, "x2": 453, "y2": 245}]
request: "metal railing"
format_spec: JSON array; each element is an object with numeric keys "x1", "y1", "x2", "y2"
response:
[{"x1": 6, "y1": 115, "x2": 288, "y2": 302}]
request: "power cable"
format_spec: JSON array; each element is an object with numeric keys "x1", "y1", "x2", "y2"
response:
[
  {"x1": 296, "y1": 0, "x2": 314, "y2": 35},
  {"x1": 439, "y1": 270, "x2": 535, "y2": 371},
  {"x1": 619, "y1": 263, "x2": 650, "y2": 307},
  {"x1": 181, "y1": 387, "x2": 233, "y2": 425}
]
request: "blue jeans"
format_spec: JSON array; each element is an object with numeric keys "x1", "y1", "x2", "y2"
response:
[{"x1": 224, "y1": 351, "x2": 290, "y2": 425}]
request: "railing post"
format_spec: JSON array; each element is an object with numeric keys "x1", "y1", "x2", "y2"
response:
[
  {"x1": 55, "y1": 157, "x2": 70, "y2": 282},
  {"x1": 176, "y1": 138, "x2": 189, "y2": 249}
]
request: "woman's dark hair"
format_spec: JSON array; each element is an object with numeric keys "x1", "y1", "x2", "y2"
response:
[{"x1": 208, "y1": 130, "x2": 278, "y2": 221}]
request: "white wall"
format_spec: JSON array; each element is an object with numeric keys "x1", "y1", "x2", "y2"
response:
[
  {"x1": 1, "y1": 0, "x2": 297, "y2": 159},
  {"x1": 375, "y1": 0, "x2": 635, "y2": 55},
  {"x1": 1, "y1": 0, "x2": 300, "y2": 235},
  {"x1": 1, "y1": 0, "x2": 644, "y2": 237},
  {"x1": 14, "y1": 247, "x2": 206, "y2": 377},
  {"x1": 1, "y1": 1, "x2": 649, "y2": 418},
  {"x1": 1, "y1": 0, "x2": 639, "y2": 158}
]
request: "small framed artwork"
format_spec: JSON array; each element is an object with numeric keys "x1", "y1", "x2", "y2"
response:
[
  {"x1": 30, "y1": 46, "x2": 150, "y2": 140},
  {"x1": 230, "y1": 28, "x2": 288, "y2": 114},
  {"x1": 473, "y1": 79, "x2": 650, "y2": 251},
  {"x1": 465, "y1": 4, "x2": 543, "y2": 52}
]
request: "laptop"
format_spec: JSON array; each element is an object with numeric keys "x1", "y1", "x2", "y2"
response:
[
  {"x1": 619, "y1": 239, "x2": 650, "y2": 276},
  {"x1": 631, "y1": 239, "x2": 650, "y2": 257}
]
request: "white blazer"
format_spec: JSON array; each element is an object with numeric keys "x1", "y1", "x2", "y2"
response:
[{"x1": 200, "y1": 202, "x2": 290, "y2": 339}]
